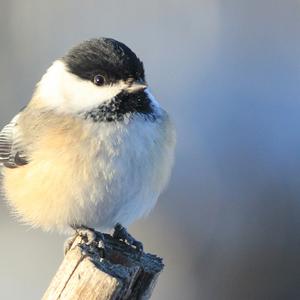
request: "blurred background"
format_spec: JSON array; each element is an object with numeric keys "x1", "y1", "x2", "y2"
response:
[{"x1": 1, "y1": 1, "x2": 300, "y2": 299}]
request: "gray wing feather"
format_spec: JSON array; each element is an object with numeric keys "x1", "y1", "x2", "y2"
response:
[{"x1": 0, "y1": 114, "x2": 28, "y2": 168}]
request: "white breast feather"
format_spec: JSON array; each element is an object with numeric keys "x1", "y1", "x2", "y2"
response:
[{"x1": 74, "y1": 112, "x2": 175, "y2": 231}]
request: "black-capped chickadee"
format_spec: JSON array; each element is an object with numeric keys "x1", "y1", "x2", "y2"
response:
[{"x1": 0, "y1": 38, "x2": 176, "y2": 251}]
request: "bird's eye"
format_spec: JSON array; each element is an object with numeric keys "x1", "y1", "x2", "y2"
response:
[{"x1": 93, "y1": 74, "x2": 105, "y2": 86}]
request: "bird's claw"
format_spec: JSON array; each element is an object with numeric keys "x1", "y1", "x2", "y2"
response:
[
  {"x1": 75, "y1": 227, "x2": 97, "y2": 245},
  {"x1": 113, "y1": 223, "x2": 144, "y2": 253},
  {"x1": 64, "y1": 226, "x2": 105, "y2": 256}
]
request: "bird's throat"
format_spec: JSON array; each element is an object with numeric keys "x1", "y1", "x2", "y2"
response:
[{"x1": 81, "y1": 91, "x2": 156, "y2": 122}]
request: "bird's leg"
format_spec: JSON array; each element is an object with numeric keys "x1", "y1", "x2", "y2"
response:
[
  {"x1": 113, "y1": 223, "x2": 143, "y2": 252},
  {"x1": 64, "y1": 226, "x2": 105, "y2": 256}
]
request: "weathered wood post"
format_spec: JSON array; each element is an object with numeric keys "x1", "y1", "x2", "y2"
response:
[{"x1": 42, "y1": 231, "x2": 164, "y2": 300}]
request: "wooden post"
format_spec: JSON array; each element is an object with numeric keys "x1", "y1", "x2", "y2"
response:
[{"x1": 42, "y1": 231, "x2": 164, "y2": 300}]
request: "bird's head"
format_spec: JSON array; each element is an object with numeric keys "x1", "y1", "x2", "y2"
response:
[{"x1": 35, "y1": 38, "x2": 155, "y2": 118}]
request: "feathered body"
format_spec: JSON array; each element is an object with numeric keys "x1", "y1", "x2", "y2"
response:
[{"x1": 0, "y1": 38, "x2": 176, "y2": 233}]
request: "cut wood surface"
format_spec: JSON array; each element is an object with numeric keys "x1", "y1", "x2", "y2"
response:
[{"x1": 42, "y1": 231, "x2": 164, "y2": 300}]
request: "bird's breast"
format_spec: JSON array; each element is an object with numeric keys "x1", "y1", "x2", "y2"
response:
[{"x1": 3, "y1": 113, "x2": 175, "y2": 233}]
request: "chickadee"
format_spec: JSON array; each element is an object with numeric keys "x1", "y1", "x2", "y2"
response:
[{"x1": 0, "y1": 38, "x2": 175, "y2": 250}]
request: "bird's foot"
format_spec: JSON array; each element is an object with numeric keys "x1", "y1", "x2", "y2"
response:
[
  {"x1": 113, "y1": 223, "x2": 143, "y2": 253},
  {"x1": 64, "y1": 226, "x2": 105, "y2": 256}
]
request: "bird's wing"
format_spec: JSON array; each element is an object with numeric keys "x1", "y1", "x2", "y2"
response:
[{"x1": 0, "y1": 114, "x2": 29, "y2": 168}]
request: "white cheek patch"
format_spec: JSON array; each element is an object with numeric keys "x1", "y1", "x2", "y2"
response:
[
  {"x1": 36, "y1": 60, "x2": 127, "y2": 113},
  {"x1": 61, "y1": 74, "x2": 127, "y2": 113}
]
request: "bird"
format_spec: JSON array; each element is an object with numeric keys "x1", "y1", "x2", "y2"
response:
[{"x1": 0, "y1": 38, "x2": 176, "y2": 252}]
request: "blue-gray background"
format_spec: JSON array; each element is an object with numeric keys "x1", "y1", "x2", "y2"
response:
[{"x1": 1, "y1": 1, "x2": 300, "y2": 299}]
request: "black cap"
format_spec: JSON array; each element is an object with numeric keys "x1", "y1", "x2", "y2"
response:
[{"x1": 62, "y1": 38, "x2": 145, "y2": 84}]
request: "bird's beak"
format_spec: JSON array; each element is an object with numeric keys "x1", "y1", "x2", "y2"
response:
[{"x1": 126, "y1": 81, "x2": 148, "y2": 93}]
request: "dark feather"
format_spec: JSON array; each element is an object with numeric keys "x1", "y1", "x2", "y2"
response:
[{"x1": 0, "y1": 114, "x2": 29, "y2": 168}]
